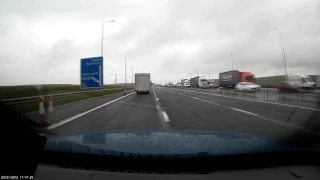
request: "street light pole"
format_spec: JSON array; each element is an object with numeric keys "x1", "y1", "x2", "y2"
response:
[
  {"x1": 226, "y1": 51, "x2": 234, "y2": 70},
  {"x1": 205, "y1": 62, "x2": 211, "y2": 79},
  {"x1": 273, "y1": 28, "x2": 288, "y2": 77},
  {"x1": 101, "y1": 20, "x2": 115, "y2": 57},
  {"x1": 124, "y1": 51, "x2": 131, "y2": 94},
  {"x1": 132, "y1": 63, "x2": 135, "y2": 88}
]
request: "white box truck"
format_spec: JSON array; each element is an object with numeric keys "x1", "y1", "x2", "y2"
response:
[
  {"x1": 190, "y1": 76, "x2": 208, "y2": 88},
  {"x1": 135, "y1": 73, "x2": 151, "y2": 94}
]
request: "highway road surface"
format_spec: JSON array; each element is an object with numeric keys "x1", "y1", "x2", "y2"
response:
[{"x1": 37, "y1": 86, "x2": 320, "y2": 149}]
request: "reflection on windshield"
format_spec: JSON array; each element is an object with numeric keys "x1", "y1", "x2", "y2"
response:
[{"x1": 304, "y1": 77, "x2": 313, "y2": 82}]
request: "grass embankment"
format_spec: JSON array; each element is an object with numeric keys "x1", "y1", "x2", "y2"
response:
[
  {"x1": 0, "y1": 84, "x2": 122, "y2": 99},
  {"x1": 12, "y1": 88, "x2": 131, "y2": 113}
]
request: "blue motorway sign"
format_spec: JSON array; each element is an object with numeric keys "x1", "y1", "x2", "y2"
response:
[{"x1": 80, "y1": 56, "x2": 103, "y2": 89}]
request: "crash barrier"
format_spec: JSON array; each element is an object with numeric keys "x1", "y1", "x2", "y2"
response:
[{"x1": 278, "y1": 90, "x2": 320, "y2": 103}]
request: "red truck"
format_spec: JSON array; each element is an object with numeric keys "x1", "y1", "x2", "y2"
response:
[{"x1": 219, "y1": 70, "x2": 256, "y2": 88}]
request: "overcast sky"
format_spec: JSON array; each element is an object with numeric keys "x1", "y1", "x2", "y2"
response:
[{"x1": 1, "y1": 0, "x2": 320, "y2": 85}]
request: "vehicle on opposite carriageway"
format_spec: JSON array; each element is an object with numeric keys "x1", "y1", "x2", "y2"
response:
[
  {"x1": 208, "y1": 79, "x2": 219, "y2": 88},
  {"x1": 181, "y1": 79, "x2": 191, "y2": 88},
  {"x1": 286, "y1": 74, "x2": 316, "y2": 91},
  {"x1": 235, "y1": 82, "x2": 261, "y2": 92},
  {"x1": 190, "y1": 76, "x2": 208, "y2": 88},
  {"x1": 277, "y1": 81, "x2": 300, "y2": 92},
  {"x1": 219, "y1": 70, "x2": 256, "y2": 88}
]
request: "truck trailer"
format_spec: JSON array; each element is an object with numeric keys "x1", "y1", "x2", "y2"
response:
[{"x1": 219, "y1": 70, "x2": 255, "y2": 88}]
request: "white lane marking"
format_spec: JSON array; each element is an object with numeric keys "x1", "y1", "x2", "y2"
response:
[
  {"x1": 176, "y1": 92, "x2": 257, "y2": 116},
  {"x1": 232, "y1": 108, "x2": 258, "y2": 116},
  {"x1": 153, "y1": 87, "x2": 170, "y2": 129},
  {"x1": 162, "y1": 111, "x2": 170, "y2": 122},
  {"x1": 156, "y1": 98, "x2": 159, "y2": 101},
  {"x1": 174, "y1": 88, "x2": 320, "y2": 112},
  {"x1": 47, "y1": 92, "x2": 135, "y2": 130},
  {"x1": 167, "y1": 89, "x2": 320, "y2": 136}
]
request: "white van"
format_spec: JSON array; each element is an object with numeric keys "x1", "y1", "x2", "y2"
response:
[{"x1": 286, "y1": 75, "x2": 316, "y2": 90}]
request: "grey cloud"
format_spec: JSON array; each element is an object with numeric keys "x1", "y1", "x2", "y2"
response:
[
  {"x1": 38, "y1": 39, "x2": 75, "y2": 70},
  {"x1": 1, "y1": 0, "x2": 320, "y2": 85}
]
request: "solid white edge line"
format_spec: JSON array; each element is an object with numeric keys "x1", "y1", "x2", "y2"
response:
[
  {"x1": 175, "y1": 88, "x2": 320, "y2": 112},
  {"x1": 177, "y1": 92, "x2": 257, "y2": 116},
  {"x1": 47, "y1": 92, "x2": 135, "y2": 130}
]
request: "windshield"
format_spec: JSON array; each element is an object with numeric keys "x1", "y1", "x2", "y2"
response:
[
  {"x1": 1, "y1": 0, "x2": 320, "y2": 164},
  {"x1": 304, "y1": 77, "x2": 313, "y2": 83},
  {"x1": 245, "y1": 76, "x2": 256, "y2": 81}
]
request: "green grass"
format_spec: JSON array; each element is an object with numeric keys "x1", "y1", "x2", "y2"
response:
[
  {"x1": 0, "y1": 84, "x2": 122, "y2": 99},
  {"x1": 12, "y1": 88, "x2": 130, "y2": 113}
]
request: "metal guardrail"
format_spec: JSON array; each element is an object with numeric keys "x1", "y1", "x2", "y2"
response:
[{"x1": 1, "y1": 88, "x2": 124, "y2": 105}]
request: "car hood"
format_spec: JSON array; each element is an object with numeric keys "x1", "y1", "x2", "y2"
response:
[{"x1": 44, "y1": 130, "x2": 303, "y2": 158}]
